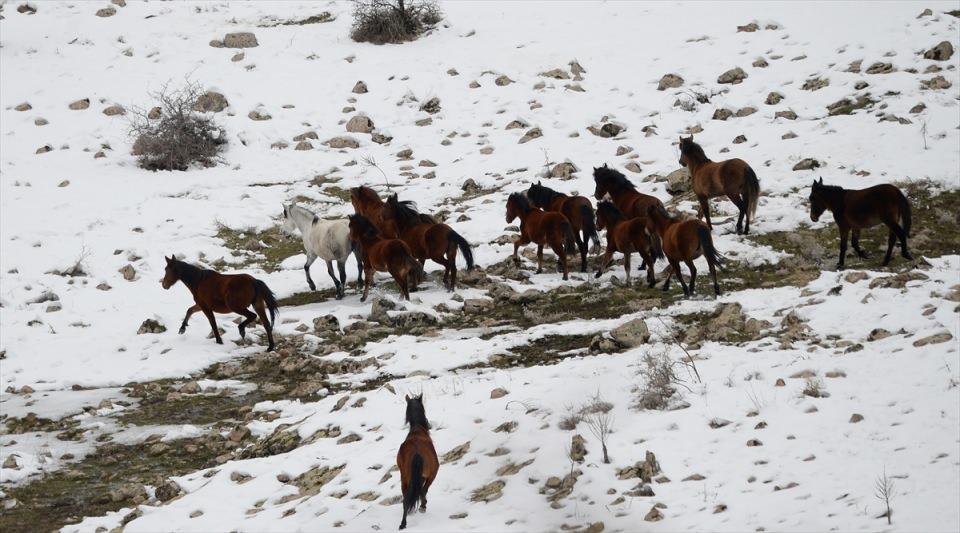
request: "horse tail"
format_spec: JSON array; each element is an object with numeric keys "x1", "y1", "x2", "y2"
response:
[
  {"x1": 447, "y1": 230, "x2": 475, "y2": 270},
  {"x1": 405, "y1": 252, "x2": 424, "y2": 287},
  {"x1": 696, "y1": 225, "x2": 724, "y2": 271},
  {"x1": 403, "y1": 453, "x2": 425, "y2": 519},
  {"x1": 253, "y1": 279, "x2": 279, "y2": 327},
  {"x1": 744, "y1": 165, "x2": 760, "y2": 221},
  {"x1": 647, "y1": 227, "x2": 665, "y2": 261},
  {"x1": 562, "y1": 220, "x2": 577, "y2": 254},
  {"x1": 898, "y1": 190, "x2": 912, "y2": 237},
  {"x1": 580, "y1": 203, "x2": 601, "y2": 249}
]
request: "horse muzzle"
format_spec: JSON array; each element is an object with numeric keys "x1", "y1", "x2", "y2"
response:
[{"x1": 810, "y1": 213, "x2": 819, "y2": 223}]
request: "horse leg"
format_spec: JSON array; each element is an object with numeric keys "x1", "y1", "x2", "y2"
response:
[
  {"x1": 882, "y1": 227, "x2": 896, "y2": 266},
  {"x1": 709, "y1": 256, "x2": 721, "y2": 296},
  {"x1": 354, "y1": 249, "x2": 364, "y2": 287},
  {"x1": 179, "y1": 304, "x2": 200, "y2": 334},
  {"x1": 304, "y1": 253, "x2": 318, "y2": 291},
  {"x1": 236, "y1": 308, "x2": 257, "y2": 341},
  {"x1": 575, "y1": 231, "x2": 587, "y2": 273},
  {"x1": 669, "y1": 259, "x2": 688, "y2": 296},
  {"x1": 337, "y1": 260, "x2": 349, "y2": 296},
  {"x1": 361, "y1": 267, "x2": 374, "y2": 302},
  {"x1": 893, "y1": 223, "x2": 912, "y2": 261},
  {"x1": 642, "y1": 251, "x2": 657, "y2": 288},
  {"x1": 851, "y1": 229, "x2": 868, "y2": 259},
  {"x1": 558, "y1": 245, "x2": 569, "y2": 281},
  {"x1": 201, "y1": 308, "x2": 222, "y2": 345},
  {"x1": 325, "y1": 260, "x2": 343, "y2": 300},
  {"x1": 662, "y1": 262, "x2": 674, "y2": 292},
  {"x1": 253, "y1": 299, "x2": 275, "y2": 351},
  {"x1": 727, "y1": 193, "x2": 746, "y2": 234},
  {"x1": 837, "y1": 226, "x2": 850, "y2": 270},
  {"x1": 536, "y1": 244, "x2": 544, "y2": 274},
  {"x1": 595, "y1": 248, "x2": 615, "y2": 278},
  {"x1": 685, "y1": 259, "x2": 697, "y2": 295},
  {"x1": 622, "y1": 252, "x2": 632, "y2": 286},
  {"x1": 420, "y1": 476, "x2": 435, "y2": 512},
  {"x1": 698, "y1": 196, "x2": 713, "y2": 230}
]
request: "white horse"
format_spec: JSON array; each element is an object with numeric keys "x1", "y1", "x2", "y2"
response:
[{"x1": 281, "y1": 203, "x2": 362, "y2": 299}]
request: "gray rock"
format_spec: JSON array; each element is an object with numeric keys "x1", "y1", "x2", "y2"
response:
[
  {"x1": 103, "y1": 104, "x2": 125, "y2": 116},
  {"x1": 610, "y1": 318, "x2": 650, "y2": 348},
  {"x1": 570, "y1": 434, "x2": 587, "y2": 463},
  {"x1": 137, "y1": 319, "x2": 166, "y2": 334},
  {"x1": 518, "y1": 127, "x2": 542, "y2": 144},
  {"x1": 96, "y1": 6, "x2": 116, "y2": 17},
  {"x1": 712, "y1": 108, "x2": 733, "y2": 121},
  {"x1": 346, "y1": 115, "x2": 374, "y2": 133},
  {"x1": 326, "y1": 136, "x2": 359, "y2": 149},
  {"x1": 765, "y1": 92, "x2": 784, "y2": 105},
  {"x1": 717, "y1": 67, "x2": 747, "y2": 84},
  {"x1": 420, "y1": 97, "x2": 441, "y2": 114},
  {"x1": 792, "y1": 158, "x2": 820, "y2": 171},
  {"x1": 14, "y1": 102, "x2": 31, "y2": 111},
  {"x1": 352, "y1": 81, "x2": 367, "y2": 94},
  {"x1": 248, "y1": 110, "x2": 271, "y2": 121},
  {"x1": 155, "y1": 479, "x2": 181, "y2": 502},
  {"x1": 665, "y1": 168, "x2": 691, "y2": 194},
  {"x1": 369, "y1": 297, "x2": 397, "y2": 323},
  {"x1": 119, "y1": 264, "x2": 136, "y2": 281},
  {"x1": 193, "y1": 91, "x2": 228, "y2": 113},
  {"x1": 921, "y1": 75, "x2": 952, "y2": 90},
  {"x1": 865, "y1": 62, "x2": 895, "y2": 74},
  {"x1": 313, "y1": 314, "x2": 340, "y2": 334},
  {"x1": 490, "y1": 387, "x2": 508, "y2": 399},
  {"x1": 924, "y1": 41, "x2": 954, "y2": 61},
  {"x1": 69, "y1": 98, "x2": 90, "y2": 110},
  {"x1": 657, "y1": 74, "x2": 684, "y2": 91},
  {"x1": 223, "y1": 32, "x2": 258, "y2": 48}
]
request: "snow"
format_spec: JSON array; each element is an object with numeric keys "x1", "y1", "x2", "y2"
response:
[{"x1": 1, "y1": 0, "x2": 958, "y2": 531}]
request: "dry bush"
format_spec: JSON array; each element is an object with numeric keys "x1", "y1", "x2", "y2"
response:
[
  {"x1": 584, "y1": 411, "x2": 614, "y2": 464},
  {"x1": 636, "y1": 350, "x2": 680, "y2": 410},
  {"x1": 350, "y1": 0, "x2": 442, "y2": 44},
  {"x1": 128, "y1": 82, "x2": 226, "y2": 171}
]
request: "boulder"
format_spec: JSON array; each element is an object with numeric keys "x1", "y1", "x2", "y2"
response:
[
  {"x1": 610, "y1": 318, "x2": 650, "y2": 348},
  {"x1": 352, "y1": 81, "x2": 368, "y2": 94},
  {"x1": 223, "y1": 32, "x2": 258, "y2": 48},
  {"x1": 102, "y1": 104, "x2": 125, "y2": 116},
  {"x1": 326, "y1": 136, "x2": 359, "y2": 149},
  {"x1": 193, "y1": 91, "x2": 228, "y2": 113},
  {"x1": 346, "y1": 115, "x2": 374, "y2": 133},
  {"x1": 924, "y1": 41, "x2": 954, "y2": 61},
  {"x1": 69, "y1": 98, "x2": 90, "y2": 110},
  {"x1": 717, "y1": 67, "x2": 747, "y2": 84},
  {"x1": 137, "y1": 319, "x2": 166, "y2": 334},
  {"x1": 792, "y1": 158, "x2": 820, "y2": 171},
  {"x1": 765, "y1": 92, "x2": 784, "y2": 105},
  {"x1": 96, "y1": 6, "x2": 116, "y2": 17},
  {"x1": 665, "y1": 168, "x2": 691, "y2": 194},
  {"x1": 657, "y1": 74, "x2": 683, "y2": 91}
]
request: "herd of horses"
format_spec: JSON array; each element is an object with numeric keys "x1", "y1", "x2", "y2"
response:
[{"x1": 158, "y1": 136, "x2": 916, "y2": 529}]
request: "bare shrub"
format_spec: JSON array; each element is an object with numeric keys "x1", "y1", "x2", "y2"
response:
[
  {"x1": 801, "y1": 376, "x2": 825, "y2": 398},
  {"x1": 128, "y1": 82, "x2": 226, "y2": 171},
  {"x1": 636, "y1": 350, "x2": 680, "y2": 410},
  {"x1": 875, "y1": 467, "x2": 896, "y2": 525},
  {"x1": 584, "y1": 411, "x2": 614, "y2": 464},
  {"x1": 350, "y1": 0, "x2": 443, "y2": 45}
]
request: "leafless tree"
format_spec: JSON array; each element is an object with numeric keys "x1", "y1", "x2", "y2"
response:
[{"x1": 875, "y1": 467, "x2": 896, "y2": 525}]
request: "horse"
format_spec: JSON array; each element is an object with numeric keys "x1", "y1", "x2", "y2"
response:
[
  {"x1": 505, "y1": 192, "x2": 577, "y2": 280},
  {"x1": 380, "y1": 194, "x2": 474, "y2": 291},
  {"x1": 645, "y1": 204, "x2": 724, "y2": 297},
  {"x1": 594, "y1": 201, "x2": 663, "y2": 287},
  {"x1": 678, "y1": 135, "x2": 760, "y2": 235},
  {"x1": 592, "y1": 164, "x2": 664, "y2": 221},
  {"x1": 347, "y1": 214, "x2": 423, "y2": 302},
  {"x1": 527, "y1": 181, "x2": 601, "y2": 273},
  {"x1": 808, "y1": 177, "x2": 913, "y2": 270},
  {"x1": 397, "y1": 394, "x2": 439, "y2": 530},
  {"x1": 350, "y1": 185, "x2": 435, "y2": 233},
  {"x1": 160, "y1": 256, "x2": 278, "y2": 350},
  {"x1": 281, "y1": 203, "x2": 362, "y2": 299}
]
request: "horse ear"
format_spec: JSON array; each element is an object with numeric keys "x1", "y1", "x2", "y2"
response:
[
  {"x1": 603, "y1": 163, "x2": 608, "y2": 168},
  {"x1": 405, "y1": 394, "x2": 410, "y2": 401},
  {"x1": 818, "y1": 177, "x2": 824, "y2": 184}
]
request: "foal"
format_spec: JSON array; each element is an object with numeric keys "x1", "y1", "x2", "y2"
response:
[
  {"x1": 808, "y1": 177, "x2": 913, "y2": 269},
  {"x1": 397, "y1": 394, "x2": 439, "y2": 530},
  {"x1": 506, "y1": 193, "x2": 577, "y2": 280},
  {"x1": 678, "y1": 135, "x2": 760, "y2": 234},
  {"x1": 527, "y1": 181, "x2": 601, "y2": 273},
  {"x1": 380, "y1": 194, "x2": 474, "y2": 291},
  {"x1": 594, "y1": 201, "x2": 663, "y2": 287},
  {"x1": 347, "y1": 214, "x2": 423, "y2": 302},
  {"x1": 161, "y1": 256, "x2": 278, "y2": 350},
  {"x1": 645, "y1": 205, "x2": 724, "y2": 297}
]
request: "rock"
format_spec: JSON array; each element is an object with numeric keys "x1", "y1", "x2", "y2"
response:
[
  {"x1": 147, "y1": 106, "x2": 162, "y2": 119},
  {"x1": 665, "y1": 168, "x2": 691, "y2": 195},
  {"x1": 193, "y1": 91, "x2": 228, "y2": 113},
  {"x1": 712, "y1": 108, "x2": 733, "y2": 121},
  {"x1": 913, "y1": 332, "x2": 953, "y2": 347},
  {"x1": 97, "y1": 282, "x2": 112, "y2": 291},
  {"x1": 616, "y1": 145, "x2": 633, "y2": 156},
  {"x1": 179, "y1": 381, "x2": 200, "y2": 394},
  {"x1": 420, "y1": 97, "x2": 441, "y2": 114},
  {"x1": 209, "y1": 39, "x2": 224, "y2": 48},
  {"x1": 867, "y1": 328, "x2": 892, "y2": 341},
  {"x1": 325, "y1": 136, "x2": 359, "y2": 149},
  {"x1": 644, "y1": 506, "x2": 664, "y2": 521},
  {"x1": 585, "y1": 522, "x2": 604, "y2": 533},
  {"x1": 490, "y1": 387, "x2": 508, "y2": 399},
  {"x1": 102, "y1": 104, "x2": 125, "y2": 116},
  {"x1": 228, "y1": 425, "x2": 251, "y2": 443},
  {"x1": 313, "y1": 314, "x2": 340, "y2": 334},
  {"x1": 109, "y1": 483, "x2": 146, "y2": 503},
  {"x1": 792, "y1": 158, "x2": 820, "y2": 171},
  {"x1": 733, "y1": 135, "x2": 747, "y2": 144},
  {"x1": 781, "y1": 132, "x2": 798, "y2": 140},
  {"x1": 765, "y1": 92, "x2": 784, "y2": 105},
  {"x1": 369, "y1": 297, "x2": 397, "y2": 323},
  {"x1": 294, "y1": 141, "x2": 313, "y2": 151},
  {"x1": 14, "y1": 102, "x2": 31, "y2": 111},
  {"x1": 155, "y1": 479, "x2": 181, "y2": 502},
  {"x1": 294, "y1": 465, "x2": 344, "y2": 496},
  {"x1": 588, "y1": 123, "x2": 625, "y2": 138},
  {"x1": 231, "y1": 52, "x2": 244, "y2": 62},
  {"x1": 921, "y1": 75, "x2": 952, "y2": 90},
  {"x1": 36, "y1": 145, "x2": 52, "y2": 154},
  {"x1": 119, "y1": 264, "x2": 136, "y2": 281},
  {"x1": 868, "y1": 271, "x2": 927, "y2": 289},
  {"x1": 34, "y1": 117, "x2": 49, "y2": 126},
  {"x1": 415, "y1": 117, "x2": 433, "y2": 126},
  {"x1": 735, "y1": 106, "x2": 757, "y2": 117},
  {"x1": 96, "y1": 6, "x2": 116, "y2": 17},
  {"x1": 69, "y1": 98, "x2": 90, "y2": 110},
  {"x1": 737, "y1": 22, "x2": 759, "y2": 32},
  {"x1": 2, "y1": 455, "x2": 19, "y2": 469},
  {"x1": 20, "y1": 385, "x2": 35, "y2": 394},
  {"x1": 717, "y1": 67, "x2": 747, "y2": 84},
  {"x1": 844, "y1": 271, "x2": 868, "y2": 284},
  {"x1": 826, "y1": 94, "x2": 876, "y2": 116},
  {"x1": 570, "y1": 434, "x2": 587, "y2": 463},
  {"x1": 624, "y1": 161, "x2": 642, "y2": 174},
  {"x1": 540, "y1": 68, "x2": 570, "y2": 79},
  {"x1": 775, "y1": 378, "x2": 786, "y2": 386},
  {"x1": 447, "y1": 68, "x2": 459, "y2": 76},
  {"x1": 471, "y1": 480, "x2": 505, "y2": 502},
  {"x1": 657, "y1": 74, "x2": 684, "y2": 91},
  {"x1": 442, "y1": 442, "x2": 470, "y2": 463},
  {"x1": 346, "y1": 115, "x2": 374, "y2": 133},
  {"x1": 495, "y1": 75, "x2": 514, "y2": 86},
  {"x1": 752, "y1": 57, "x2": 769, "y2": 68},
  {"x1": 570, "y1": 60, "x2": 586, "y2": 79},
  {"x1": 865, "y1": 62, "x2": 895, "y2": 74},
  {"x1": 910, "y1": 103, "x2": 926, "y2": 114},
  {"x1": 223, "y1": 32, "x2": 258, "y2": 48},
  {"x1": 610, "y1": 318, "x2": 651, "y2": 348},
  {"x1": 849, "y1": 413, "x2": 864, "y2": 423},
  {"x1": 371, "y1": 131, "x2": 392, "y2": 144},
  {"x1": 45, "y1": 302, "x2": 62, "y2": 313},
  {"x1": 493, "y1": 421, "x2": 517, "y2": 433},
  {"x1": 550, "y1": 162, "x2": 578, "y2": 178},
  {"x1": 746, "y1": 438, "x2": 763, "y2": 447},
  {"x1": 802, "y1": 77, "x2": 829, "y2": 91},
  {"x1": 518, "y1": 127, "x2": 542, "y2": 144},
  {"x1": 469, "y1": 80, "x2": 481, "y2": 89},
  {"x1": 505, "y1": 119, "x2": 529, "y2": 130},
  {"x1": 464, "y1": 299, "x2": 494, "y2": 314},
  {"x1": 137, "y1": 319, "x2": 166, "y2": 335},
  {"x1": 248, "y1": 110, "x2": 271, "y2": 121},
  {"x1": 17, "y1": 4, "x2": 37, "y2": 14},
  {"x1": 924, "y1": 41, "x2": 954, "y2": 61},
  {"x1": 918, "y1": 8, "x2": 933, "y2": 17}
]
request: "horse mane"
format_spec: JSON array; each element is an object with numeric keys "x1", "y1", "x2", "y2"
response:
[
  {"x1": 813, "y1": 181, "x2": 844, "y2": 194},
  {"x1": 351, "y1": 185, "x2": 383, "y2": 205},
  {"x1": 597, "y1": 200, "x2": 625, "y2": 224},
  {"x1": 527, "y1": 182, "x2": 560, "y2": 207},
  {"x1": 405, "y1": 397, "x2": 430, "y2": 430},
  {"x1": 594, "y1": 165, "x2": 636, "y2": 192},
  {"x1": 287, "y1": 203, "x2": 318, "y2": 222},
  {"x1": 172, "y1": 258, "x2": 211, "y2": 288},
  {"x1": 508, "y1": 192, "x2": 533, "y2": 213},
  {"x1": 680, "y1": 138, "x2": 710, "y2": 165},
  {"x1": 386, "y1": 195, "x2": 426, "y2": 229},
  {"x1": 349, "y1": 214, "x2": 380, "y2": 240}
]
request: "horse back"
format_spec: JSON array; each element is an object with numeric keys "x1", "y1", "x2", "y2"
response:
[
  {"x1": 559, "y1": 196, "x2": 592, "y2": 228},
  {"x1": 663, "y1": 219, "x2": 705, "y2": 260},
  {"x1": 398, "y1": 429, "x2": 439, "y2": 479},
  {"x1": 845, "y1": 184, "x2": 906, "y2": 228}
]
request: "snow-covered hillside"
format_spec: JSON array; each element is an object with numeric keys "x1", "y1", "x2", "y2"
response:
[{"x1": 1, "y1": 1, "x2": 958, "y2": 532}]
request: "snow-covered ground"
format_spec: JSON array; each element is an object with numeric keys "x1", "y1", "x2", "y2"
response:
[{"x1": 1, "y1": 1, "x2": 958, "y2": 531}]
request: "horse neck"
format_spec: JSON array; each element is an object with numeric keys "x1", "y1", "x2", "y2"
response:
[
  {"x1": 175, "y1": 262, "x2": 206, "y2": 291},
  {"x1": 288, "y1": 206, "x2": 316, "y2": 232},
  {"x1": 685, "y1": 155, "x2": 710, "y2": 174},
  {"x1": 821, "y1": 188, "x2": 846, "y2": 213}
]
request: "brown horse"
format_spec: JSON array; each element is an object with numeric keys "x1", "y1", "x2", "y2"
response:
[
  {"x1": 506, "y1": 193, "x2": 577, "y2": 280},
  {"x1": 678, "y1": 135, "x2": 760, "y2": 235},
  {"x1": 161, "y1": 256, "x2": 278, "y2": 351},
  {"x1": 645, "y1": 205, "x2": 724, "y2": 297},
  {"x1": 350, "y1": 185, "x2": 434, "y2": 233},
  {"x1": 592, "y1": 164, "x2": 664, "y2": 221},
  {"x1": 527, "y1": 181, "x2": 601, "y2": 273},
  {"x1": 809, "y1": 178, "x2": 913, "y2": 270},
  {"x1": 380, "y1": 194, "x2": 474, "y2": 291},
  {"x1": 594, "y1": 201, "x2": 663, "y2": 287},
  {"x1": 347, "y1": 214, "x2": 423, "y2": 301},
  {"x1": 397, "y1": 394, "x2": 439, "y2": 530}
]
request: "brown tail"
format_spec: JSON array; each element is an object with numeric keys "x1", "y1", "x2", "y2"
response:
[
  {"x1": 252, "y1": 279, "x2": 278, "y2": 327},
  {"x1": 897, "y1": 190, "x2": 912, "y2": 237},
  {"x1": 405, "y1": 253, "x2": 424, "y2": 287},
  {"x1": 696, "y1": 225, "x2": 724, "y2": 271},
  {"x1": 647, "y1": 228, "x2": 665, "y2": 261},
  {"x1": 744, "y1": 165, "x2": 760, "y2": 221},
  {"x1": 562, "y1": 221, "x2": 577, "y2": 254}
]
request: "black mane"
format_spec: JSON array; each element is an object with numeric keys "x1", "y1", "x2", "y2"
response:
[
  {"x1": 593, "y1": 165, "x2": 637, "y2": 192},
  {"x1": 508, "y1": 192, "x2": 534, "y2": 213},
  {"x1": 813, "y1": 181, "x2": 845, "y2": 194},
  {"x1": 172, "y1": 259, "x2": 212, "y2": 289},
  {"x1": 387, "y1": 195, "x2": 436, "y2": 228},
  {"x1": 596, "y1": 200, "x2": 625, "y2": 224},
  {"x1": 527, "y1": 182, "x2": 561, "y2": 208},
  {"x1": 679, "y1": 138, "x2": 710, "y2": 165},
  {"x1": 349, "y1": 214, "x2": 380, "y2": 240},
  {"x1": 405, "y1": 396, "x2": 430, "y2": 430}
]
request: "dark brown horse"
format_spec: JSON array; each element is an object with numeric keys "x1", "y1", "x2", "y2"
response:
[
  {"x1": 350, "y1": 185, "x2": 434, "y2": 233},
  {"x1": 594, "y1": 201, "x2": 663, "y2": 287},
  {"x1": 380, "y1": 194, "x2": 474, "y2": 291},
  {"x1": 592, "y1": 164, "x2": 664, "y2": 221},
  {"x1": 506, "y1": 193, "x2": 577, "y2": 280},
  {"x1": 161, "y1": 256, "x2": 278, "y2": 350},
  {"x1": 645, "y1": 205, "x2": 723, "y2": 297},
  {"x1": 809, "y1": 178, "x2": 913, "y2": 269},
  {"x1": 347, "y1": 214, "x2": 423, "y2": 301},
  {"x1": 678, "y1": 135, "x2": 760, "y2": 235},
  {"x1": 527, "y1": 181, "x2": 601, "y2": 273},
  {"x1": 397, "y1": 394, "x2": 439, "y2": 530}
]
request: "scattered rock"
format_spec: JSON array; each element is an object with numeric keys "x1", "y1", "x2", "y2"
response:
[
  {"x1": 624, "y1": 161, "x2": 642, "y2": 174},
  {"x1": 325, "y1": 136, "x2": 359, "y2": 149},
  {"x1": 346, "y1": 115, "x2": 374, "y2": 133},
  {"x1": 14, "y1": 102, "x2": 31, "y2": 111},
  {"x1": 34, "y1": 117, "x2": 49, "y2": 126},
  {"x1": 540, "y1": 68, "x2": 570, "y2": 80},
  {"x1": 352, "y1": 80, "x2": 368, "y2": 94},
  {"x1": 420, "y1": 97, "x2": 441, "y2": 114},
  {"x1": 802, "y1": 77, "x2": 829, "y2": 91},
  {"x1": 471, "y1": 480, "x2": 506, "y2": 502},
  {"x1": 736, "y1": 106, "x2": 757, "y2": 117},
  {"x1": 248, "y1": 110, "x2": 271, "y2": 121},
  {"x1": 775, "y1": 110, "x2": 797, "y2": 120},
  {"x1": 96, "y1": 6, "x2": 116, "y2": 17},
  {"x1": 495, "y1": 75, "x2": 514, "y2": 86},
  {"x1": 910, "y1": 103, "x2": 926, "y2": 114},
  {"x1": 119, "y1": 264, "x2": 136, "y2": 281},
  {"x1": 765, "y1": 92, "x2": 784, "y2": 105},
  {"x1": 192, "y1": 91, "x2": 228, "y2": 113},
  {"x1": 717, "y1": 67, "x2": 747, "y2": 84},
  {"x1": 570, "y1": 434, "x2": 587, "y2": 463},
  {"x1": 752, "y1": 57, "x2": 769, "y2": 68},
  {"x1": 644, "y1": 506, "x2": 664, "y2": 522},
  {"x1": 665, "y1": 168, "x2": 692, "y2": 194},
  {"x1": 657, "y1": 74, "x2": 684, "y2": 91},
  {"x1": 610, "y1": 318, "x2": 650, "y2": 348},
  {"x1": 865, "y1": 62, "x2": 895, "y2": 74},
  {"x1": 868, "y1": 271, "x2": 927, "y2": 289},
  {"x1": 550, "y1": 162, "x2": 578, "y2": 178},
  {"x1": 155, "y1": 479, "x2": 181, "y2": 502},
  {"x1": 733, "y1": 135, "x2": 747, "y2": 144},
  {"x1": 69, "y1": 98, "x2": 90, "y2": 110},
  {"x1": 792, "y1": 158, "x2": 820, "y2": 171},
  {"x1": 442, "y1": 442, "x2": 470, "y2": 463},
  {"x1": 921, "y1": 75, "x2": 952, "y2": 90},
  {"x1": 518, "y1": 127, "x2": 542, "y2": 144},
  {"x1": 737, "y1": 22, "x2": 759, "y2": 32},
  {"x1": 223, "y1": 32, "x2": 258, "y2": 48},
  {"x1": 588, "y1": 123, "x2": 625, "y2": 138},
  {"x1": 924, "y1": 41, "x2": 954, "y2": 61},
  {"x1": 913, "y1": 332, "x2": 953, "y2": 347},
  {"x1": 867, "y1": 328, "x2": 892, "y2": 341},
  {"x1": 849, "y1": 413, "x2": 864, "y2": 423},
  {"x1": 712, "y1": 108, "x2": 733, "y2": 121},
  {"x1": 137, "y1": 319, "x2": 166, "y2": 334},
  {"x1": 490, "y1": 387, "x2": 508, "y2": 399}
]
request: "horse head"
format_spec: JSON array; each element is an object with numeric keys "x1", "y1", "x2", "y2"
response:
[{"x1": 160, "y1": 255, "x2": 179, "y2": 289}]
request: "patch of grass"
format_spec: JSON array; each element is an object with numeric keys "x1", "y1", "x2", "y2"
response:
[
  {"x1": 215, "y1": 223, "x2": 302, "y2": 273},
  {"x1": 117, "y1": 393, "x2": 255, "y2": 426},
  {"x1": 321, "y1": 186, "x2": 352, "y2": 202},
  {"x1": 259, "y1": 12, "x2": 335, "y2": 27}
]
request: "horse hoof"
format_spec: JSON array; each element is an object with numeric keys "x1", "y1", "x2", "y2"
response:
[
  {"x1": 903, "y1": 253, "x2": 914, "y2": 261},
  {"x1": 419, "y1": 507, "x2": 426, "y2": 513},
  {"x1": 178, "y1": 327, "x2": 186, "y2": 335},
  {"x1": 216, "y1": 339, "x2": 224, "y2": 345}
]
